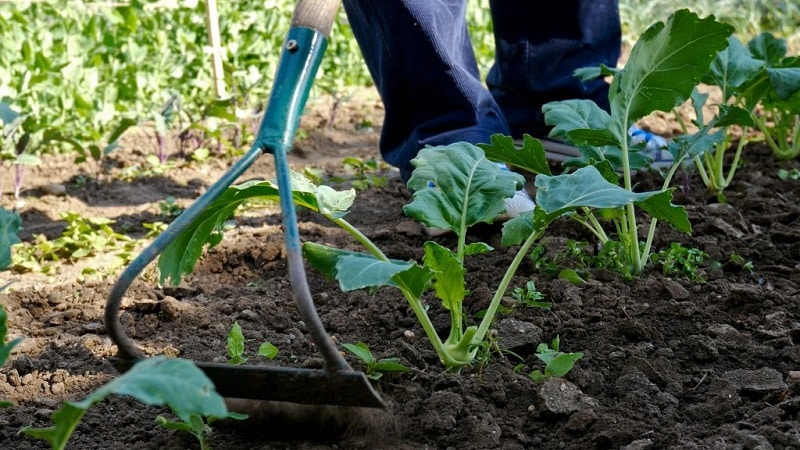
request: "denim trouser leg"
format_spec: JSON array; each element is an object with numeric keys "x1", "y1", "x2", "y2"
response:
[
  {"x1": 342, "y1": 0, "x2": 620, "y2": 182},
  {"x1": 487, "y1": 0, "x2": 621, "y2": 137},
  {"x1": 342, "y1": 0, "x2": 509, "y2": 182}
]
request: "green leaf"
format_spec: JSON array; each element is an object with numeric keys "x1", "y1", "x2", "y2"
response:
[
  {"x1": 535, "y1": 166, "x2": 658, "y2": 214},
  {"x1": 610, "y1": 9, "x2": 733, "y2": 135},
  {"x1": 372, "y1": 358, "x2": 409, "y2": 373},
  {"x1": 748, "y1": 32, "x2": 787, "y2": 66},
  {"x1": 404, "y1": 143, "x2": 524, "y2": 232},
  {"x1": 478, "y1": 134, "x2": 551, "y2": 176},
  {"x1": 22, "y1": 357, "x2": 238, "y2": 450},
  {"x1": 342, "y1": 342, "x2": 375, "y2": 364},
  {"x1": 705, "y1": 36, "x2": 765, "y2": 97},
  {"x1": 635, "y1": 190, "x2": 691, "y2": 234},
  {"x1": 159, "y1": 174, "x2": 355, "y2": 286},
  {"x1": 227, "y1": 322, "x2": 246, "y2": 364},
  {"x1": 335, "y1": 254, "x2": 415, "y2": 292},
  {"x1": 463, "y1": 242, "x2": 493, "y2": 256},
  {"x1": 423, "y1": 242, "x2": 468, "y2": 312},
  {"x1": 257, "y1": 342, "x2": 278, "y2": 360},
  {"x1": 390, "y1": 264, "x2": 434, "y2": 300},
  {"x1": 303, "y1": 242, "x2": 416, "y2": 292},
  {"x1": 542, "y1": 99, "x2": 612, "y2": 141},
  {"x1": 0, "y1": 208, "x2": 22, "y2": 270},
  {"x1": 766, "y1": 66, "x2": 800, "y2": 101},
  {"x1": 103, "y1": 118, "x2": 138, "y2": 154},
  {"x1": 546, "y1": 352, "x2": 584, "y2": 378}
]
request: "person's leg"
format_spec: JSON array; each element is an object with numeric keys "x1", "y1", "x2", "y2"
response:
[
  {"x1": 342, "y1": 0, "x2": 510, "y2": 182},
  {"x1": 487, "y1": 0, "x2": 621, "y2": 138}
]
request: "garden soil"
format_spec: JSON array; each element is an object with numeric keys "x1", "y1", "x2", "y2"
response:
[{"x1": 2, "y1": 90, "x2": 800, "y2": 450}]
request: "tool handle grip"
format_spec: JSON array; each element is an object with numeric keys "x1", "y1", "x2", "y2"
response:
[{"x1": 291, "y1": 0, "x2": 341, "y2": 37}]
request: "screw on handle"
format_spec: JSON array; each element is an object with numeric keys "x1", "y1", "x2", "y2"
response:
[{"x1": 291, "y1": 0, "x2": 341, "y2": 38}]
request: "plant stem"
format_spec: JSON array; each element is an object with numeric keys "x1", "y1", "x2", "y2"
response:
[
  {"x1": 724, "y1": 131, "x2": 748, "y2": 187},
  {"x1": 473, "y1": 227, "x2": 542, "y2": 347},
  {"x1": 331, "y1": 217, "x2": 388, "y2": 261}
]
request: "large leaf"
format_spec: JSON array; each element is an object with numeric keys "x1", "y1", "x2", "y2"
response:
[
  {"x1": 542, "y1": 99, "x2": 612, "y2": 141},
  {"x1": 534, "y1": 166, "x2": 690, "y2": 232},
  {"x1": 478, "y1": 134, "x2": 551, "y2": 176},
  {"x1": 22, "y1": 357, "x2": 237, "y2": 450},
  {"x1": 404, "y1": 143, "x2": 524, "y2": 232},
  {"x1": 766, "y1": 66, "x2": 800, "y2": 101},
  {"x1": 0, "y1": 208, "x2": 22, "y2": 270},
  {"x1": 158, "y1": 174, "x2": 355, "y2": 285},
  {"x1": 610, "y1": 9, "x2": 733, "y2": 136},
  {"x1": 705, "y1": 36, "x2": 765, "y2": 98},
  {"x1": 748, "y1": 32, "x2": 787, "y2": 66},
  {"x1": 423, "y1": 242, "x2": 467, "y2": 312},
  {"x1": 302, "y1": 242, "x2": 418, "y2": 292}
]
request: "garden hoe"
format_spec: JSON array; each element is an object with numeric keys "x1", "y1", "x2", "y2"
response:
[{"x1": 104, "y1": 0, "x2": 385, "y2": 409}]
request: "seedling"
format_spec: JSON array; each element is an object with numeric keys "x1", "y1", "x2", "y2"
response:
[
  {"x1": 11, "y1": 212, "x2": 134, "y2": 274},
  {"x1": 778, "y1": 168, "x2": 800, "y2": 181},
  {"x1": 0, "y1": 304, "x2": 23, "y2": 408},
  {"x1": 22, "y1": 357, "x2": 246, "y2": 450},
  {"x1": 333, "y1": 156, "x2": 388, "y2": 191},
  {"x1": 226, "y1": 322, "x2": 278, "y2": 365},
  {"x1": 159, "y1": 196, "x2": 184, "y2": 218},
  {"x1": 650, "y1": 242, "x2": 708, "y2": 282},
  {"x1": 512, "y1": 280, "x2": 552, "y2": 309},
  {"x1": 342, "y1": 342, "x2": 408, "y2": 380},
  {"x1": 528, "y1": 336, "x2": 584, "y2": 383}
]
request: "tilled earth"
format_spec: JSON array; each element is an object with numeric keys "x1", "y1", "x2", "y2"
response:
[{"x1": 1, "y1": 93, "x2": 800, "y2": 449}]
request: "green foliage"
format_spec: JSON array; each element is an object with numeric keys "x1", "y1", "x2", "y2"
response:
[
  {"x1": 22, "y1": 357, "x2": 246, "y2": 450},
  {"x1": 227, "y1": 321, "x2": 278, "y2": 365},
  {"x1": 778, "y1": 168, "x2": 800, "y2": 180},
  {"x1": 520, "y1": 10, "x2": 733, "y2": 277},
  {"x1": 0, "y1": 208, "x2": 22, "y2": 270},
  {"x1": 335, "y1": 157, "x2": 388, "y2": 191},
  {"x1": 650, "y1": 243, "x2": 708, "y2": 281},
  {"x1": 528, "y1": 336, "x2": 584, "y2": 383},
  {"x1": 0, "y1": 304, "x2": 23, "y2": 408},
  {"x1": 511, "y1": 280, "x2": 552, "y2": 309},
  {"x1": 157, "y1": 172, "x2": 357, "y2": 286},
  {"x1": 342, "y1": 342, "x2": 409, "y2": 380},
  {"x1": 306, "y1": 144, "x2": 543, "y2": 370},
  {"x1": 11, "y1": 212, "x2": 134, "y2": 274}
]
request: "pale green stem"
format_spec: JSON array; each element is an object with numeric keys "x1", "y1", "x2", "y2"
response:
[
  {"x1": 724, "y1": 130, "x2": 748, "y2": 187},
  {"x1": 618, "y1": 117, "x2": 642, "y2": 274},
  {"x1": 572, "y1": 208, "x2": 609, "y2": 243},
  {"x1": 332, "y1": 216, "x2": 459, "y2": 366},
  {"x1": 693, "y1": 155, "x2": 712, "y2": 188},
  {"x1": 399, "y1": 288, "x2": 460, "y2": 367},
  {"x1": 331, "y1": 217, "x2": 388, "y2": 260},
  {"x1": 473, "y1": 227, "x2": 543, "y2": 346}
]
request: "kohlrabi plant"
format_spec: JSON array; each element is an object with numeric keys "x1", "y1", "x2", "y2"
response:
[
  {"x1": 701, "y1": 32, "x2": 800, "y2": 162},
  {"x1": 156, "y1": 148, "x2": 543, "y2": 371},
  {"x1": 490, "y1": 9, "x2": 734, "y2": 277}
]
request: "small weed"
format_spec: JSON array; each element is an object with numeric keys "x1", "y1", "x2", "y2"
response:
[
  {"x1": 511, "y1": 280, "x2": 552, "y2": 309},
  {"x1": 226, "y1": 322, "x2": 278, "y2": 365},
  {"x1": 11, "y1": 212, "x2": 134, "y2": 274},
  {"x1": 650, "y1": 242, "x2": 708, "y2": 281},
  {"x1": 777, "y1": 168, "x2": 800, "y2": 181},
  {"x1": 331, "y1": 157, "x2": 388, "y2": 191},
  {"x1": 528, "y1": 336, "x2": 584, "y2": 383},
  {"x1": 342, "y1": 342, "x2": 409, "y2": 380},
  {"x1": 159, "y1": 196, "x2": 184, "y2": 218},
  {"x1": 142, "y1": 221, "x2": 168, "y2": 239}
]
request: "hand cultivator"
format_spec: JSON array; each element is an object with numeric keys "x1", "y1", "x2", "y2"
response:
[{"x1": 104, "y1": 0, "x2": 384, "y2": 409}]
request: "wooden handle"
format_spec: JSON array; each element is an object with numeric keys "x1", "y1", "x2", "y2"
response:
[{"x1": 291, "y1": 0, "x2": 341, "y2": 37}]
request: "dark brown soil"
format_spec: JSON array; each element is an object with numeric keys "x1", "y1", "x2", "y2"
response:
[{"x1": 2, "y1": 90, "x2": 800, "y2": 450}]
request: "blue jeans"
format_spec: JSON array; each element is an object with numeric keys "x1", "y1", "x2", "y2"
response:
[{"x1": 342, "y1": 0, "x2": 621, "y2": 182}]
